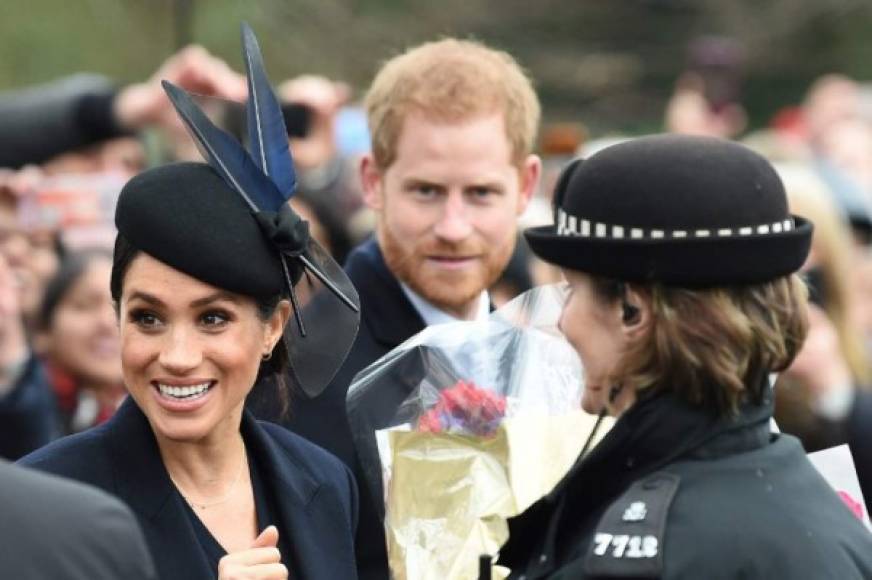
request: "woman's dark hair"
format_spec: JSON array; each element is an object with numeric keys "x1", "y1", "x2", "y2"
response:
[
  {"x1": 38, "y1": 247, "x2": 112, "y2": 331},
  {"x1": 110, "y1": 233, "x2": 294, "y2": 416}
]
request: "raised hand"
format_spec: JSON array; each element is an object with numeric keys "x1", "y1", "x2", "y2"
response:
[
  {"x1": 113, "y1": 45, "x2": 247, "y2": 133},
  {"x1": 217, "y1": 525, "x2": 288, "y2": 580},
  {"x1": 277, "y1": 75, "x2": 350, "y2": 170}
]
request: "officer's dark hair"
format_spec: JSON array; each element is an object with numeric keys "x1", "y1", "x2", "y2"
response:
[
  {"x1": 589, "y1": 274, "x2": 809, "y2": 416},
  {"x1": 110, "y1": 233, "x2": 292, "y2": 416}
]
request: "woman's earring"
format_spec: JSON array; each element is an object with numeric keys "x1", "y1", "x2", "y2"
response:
[{"x1": 262, "y1": 351, "x2": 273, "y2": 361}]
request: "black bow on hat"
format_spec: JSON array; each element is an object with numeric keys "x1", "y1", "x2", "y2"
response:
[
  {"x1": 116, "y1": 23, "x2": 360, "y2": 398},
  {"x1": 525, "y1": 134, "x2": 813, "y2": 286}
]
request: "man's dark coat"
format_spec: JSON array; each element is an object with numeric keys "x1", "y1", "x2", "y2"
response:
[{"x1": 19, "y1": 397, "x2": 359, "y2": 580}]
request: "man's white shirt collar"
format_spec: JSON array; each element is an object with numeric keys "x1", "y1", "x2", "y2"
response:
[{"x1": 400, "y1": 284, "x2": 490, "y2": 326}]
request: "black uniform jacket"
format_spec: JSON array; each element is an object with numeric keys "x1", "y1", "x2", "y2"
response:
[
  {"x1": 19, "y1": 397, "x2": 359, "y2": 580},
  {"x1": 500, "y1": 388, "x2": 872, "y2": 579}
]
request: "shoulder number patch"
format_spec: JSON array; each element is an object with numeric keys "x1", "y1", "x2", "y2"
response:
[
  {"x1": 584, "y1": 472, "x2": 680, "y2": 578},
  {"x1": 593, "y1": 533, "x2": 659, "y2": 558}
]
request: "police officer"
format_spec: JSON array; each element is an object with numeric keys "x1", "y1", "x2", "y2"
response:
[{"x1": 499, "y1": 135, "x2": 872, "y2": 579}]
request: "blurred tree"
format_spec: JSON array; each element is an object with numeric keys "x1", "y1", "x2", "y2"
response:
[{"x1": 1, "y1": 0, "x2": 871, "y2": 136}]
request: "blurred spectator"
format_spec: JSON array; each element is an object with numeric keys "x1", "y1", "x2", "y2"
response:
[
  {"x1": 41, "y1": 136, "x2": 146, "y2": 177},
  {"x1": 0, "y1": 73, "x2": 123, "y2": 169},
  {"x1": 816, "y1": 117, "x2": 872, "y2": 193},
  {"x1": 278, "y1": 75, "x2": 368, "y2": 251},
  {"x1": 762, "y1": 74, "x2": 862, "y2": 164},
  {"x1": 0, "y1": 251, "x2": 58, "y2": 460},
  {"x1": 850, "y1": 238, "x2": 872, "y2": 343},
  {"x1": 537, "y1": 123, "x2": 586, "y2": 202},
  {"x1": 779, "y1": 165, "x2": 872, "y2": 428},
  {"x1": 279, "y1": 75, "x2": 349, "y2": 174},
  {"x1": 0, "y1": 183, "x2": 64, "y2": 333},
  {"x1": 34, "y1": 249, "x2": 122, "y2": 434},
  {"x1": 665, "y1": 76, "x2": 747, "y2": 138},
  {"x1": 0, "y1": 46, "x2": 246, "y2": 169},
  {"x1": 775, "y1": 165, "x2": 872, "y2": 449},
  {"x1": 290, "y1": 192, "x2": 353, "y2": 264},
  {"x1": 804, "y1": 74, "x2": 861, "y2": 149},
  {"x1": 290, "y1": 192, "x2": 351, "y2": 264},
  {"x1": 664, "y1": 36, "x2": 747, "y2": 139},
  {"x1": 788, "y1": 76, "x2": 872, "y2": 231}
]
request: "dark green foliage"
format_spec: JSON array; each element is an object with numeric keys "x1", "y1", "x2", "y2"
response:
[{"x1": 3, "y1": 0, "x2": 871, "y2": 136}]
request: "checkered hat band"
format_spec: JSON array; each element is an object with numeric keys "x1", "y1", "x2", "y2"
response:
[{"x1": 555, "y1": 209, "x2": 795, "y2": 240}]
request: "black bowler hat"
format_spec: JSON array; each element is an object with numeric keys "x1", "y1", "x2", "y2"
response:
[
  {"x1": 525, "y1": 135, "x2": 813, "y2": 287},
  {"x1": 114, "y1": 24, "x2": 360, "y2": 397}
]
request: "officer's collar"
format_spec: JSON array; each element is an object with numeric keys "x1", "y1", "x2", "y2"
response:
[
  {"x1": 550, "y1": 378, "x2": 775, "y2": 503},
  {"x1": 617, "y1": 382, "x2": 775, "y2": 465}
]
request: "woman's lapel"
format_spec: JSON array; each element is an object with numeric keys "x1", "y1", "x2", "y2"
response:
[
  {"x1": 241, "y1": 412, "x2": 355, "y2": 579},
  {"x1": 104, "y1": 398, "x2": 213, "y2": 579}
]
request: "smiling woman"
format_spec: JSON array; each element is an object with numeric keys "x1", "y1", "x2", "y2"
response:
[
  {"x1": 18, "y1": 24, "x2": 361, "y2": 580},
  {"x1": 117, "y1": 253, "x2": 285, "y2": 447},
  {"x1": 35, "y1": 248, "x2": 123, "y2": 434}
]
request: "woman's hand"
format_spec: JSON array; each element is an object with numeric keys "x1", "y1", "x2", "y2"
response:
[
  {"x1": 217, "y1": 525, "x2": 288, "y2": 579},
  {"x1": 114, "y1": 45, "x2": 247, "y2": 132}
]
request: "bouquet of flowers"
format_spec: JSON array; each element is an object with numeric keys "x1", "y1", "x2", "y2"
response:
[
  {"x1": 347, "y1": 285, "x2": 612, "y2": 579},
  {"x1": 416, "y1": 380, "x2": 507, "y2": 436}
]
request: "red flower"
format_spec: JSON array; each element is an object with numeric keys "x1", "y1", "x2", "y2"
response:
[{"x1": 416, "y1": 380, "x2": 507, "y2": 436}]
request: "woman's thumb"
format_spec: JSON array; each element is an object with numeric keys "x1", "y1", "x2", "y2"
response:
[{"x1": 252, "y1": 525, "x2": 279, "y2": 548}]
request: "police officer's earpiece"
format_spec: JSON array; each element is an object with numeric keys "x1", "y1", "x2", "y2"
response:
[{"x1": 622, "y1": 303, "x2": 640, "y2": 325}]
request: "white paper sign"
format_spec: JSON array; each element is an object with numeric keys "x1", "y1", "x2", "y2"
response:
[{"x1": 807, "y1": 444, "x2": 870, "y2": 531}]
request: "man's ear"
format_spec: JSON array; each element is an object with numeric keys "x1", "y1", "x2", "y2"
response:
[
  {"x1": 515, "y1": 153, "x2": 542, "y2": 216},
  {"x1": 360, "y1": 153, "x2": 384, "y2": 210}
]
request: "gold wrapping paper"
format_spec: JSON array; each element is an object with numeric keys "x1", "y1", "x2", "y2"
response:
[{"x1": 384, "y1": 410, "x2": 612, "y2": 579}]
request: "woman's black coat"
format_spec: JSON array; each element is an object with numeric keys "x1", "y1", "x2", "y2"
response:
[
  {"x1": 500, "y1": 389, "x2": 872, "y2": 579},
  {"x1": 19, "y1": 397, "x2": 359, "y2": 580}
]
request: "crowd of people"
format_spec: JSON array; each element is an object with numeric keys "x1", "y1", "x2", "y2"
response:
[{"x1": 2, "y1": 23, "x2": 872, "y2": 580}]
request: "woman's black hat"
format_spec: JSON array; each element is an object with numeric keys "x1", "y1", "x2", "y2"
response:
[
  {"x1": 117, "y1": 162, "x2": 290, "y2": 297},
  {"x1": 114, "y1": 24, "x2": 360, "y2": 397},
  {"x1": 525, "y1": 134, "x2": 813, "y2": 287}
]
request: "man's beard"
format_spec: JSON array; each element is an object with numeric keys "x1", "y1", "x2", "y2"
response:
[{"x1": 379, "y1": 224, "x2": 516, "y2": 315}]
